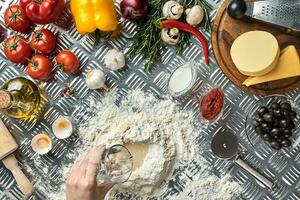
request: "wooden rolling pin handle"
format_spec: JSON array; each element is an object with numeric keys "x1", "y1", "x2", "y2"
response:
[
  {"x1": 10, "y1": 166, "x2": 34, "y2": 196},
  {"x1": 3, "y1": 155, "x2": 34, "y2": 196}
]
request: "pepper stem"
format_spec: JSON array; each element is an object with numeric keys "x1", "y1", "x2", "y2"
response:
[
  {"x1": 94, "y1": 29, "x2": 101, "y2": 46},
  {"x1": 154, "y1": 17, "x2": 167, "y2": 29}
]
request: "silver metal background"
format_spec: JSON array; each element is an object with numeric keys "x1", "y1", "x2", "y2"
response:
[{"x1": 0, "y1": 0, "x2": 299, "y2": 199}]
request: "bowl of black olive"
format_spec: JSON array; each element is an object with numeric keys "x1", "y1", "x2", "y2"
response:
[{"x1": 245, "y1": 95, "x2": 299, "y2": 151}]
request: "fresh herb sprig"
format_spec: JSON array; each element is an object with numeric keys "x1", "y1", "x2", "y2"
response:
[{"x1": 127, "y1": 0, "x2": 212, "y2": 72}]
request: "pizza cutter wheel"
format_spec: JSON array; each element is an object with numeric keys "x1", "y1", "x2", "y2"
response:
[{"x1": 211, "y1": 131, "x2": 274, "y2": 190}]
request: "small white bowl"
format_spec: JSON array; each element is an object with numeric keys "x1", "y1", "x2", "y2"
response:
[
  {"x1": 52, "y1": 116, "x2": 73, "y2": 139},
  {"x1": 31, "y1": 134, "x2": 52, "y2": 155}
]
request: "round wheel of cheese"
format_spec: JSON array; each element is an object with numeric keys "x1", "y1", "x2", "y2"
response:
[{"x1": 230, "y1": 31, "x2": 280, "y2": 76}]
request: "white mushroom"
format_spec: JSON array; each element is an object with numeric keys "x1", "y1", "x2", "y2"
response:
[
  {"x1": 86, "y1": 69, "x2": 108, "y2": 90},
  {"x1": 162, "y1": 1, "x2": 184, "y2": 20},
  {"x1": 161, "y1": 28, "x2": 180, "y2": 45},
  {"x1": 104, "y1": 49, "x2": 126, "y2": 71},
  {"x1": 185, "y1": 5, "x2": 204, "y2": 26}
]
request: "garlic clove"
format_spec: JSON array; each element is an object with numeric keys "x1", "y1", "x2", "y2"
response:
[
  {"x1": 86, "y1": 69, "x2": 107, "y2": 90},
  {"x1": 104, "y1": 49, "x2": 126, "y2": 71}
]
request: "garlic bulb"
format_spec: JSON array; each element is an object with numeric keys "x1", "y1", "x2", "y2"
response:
[
  {"x1": 185, "y1": 5, "x2": 204, "y2": 26},
  {"x1": 161, "y1": 28, "x2": 180, "y2": 45},
  {"x1": 86, "y1": 69, "x2": 108, "y2": 90},
  {"x1": 104, "y1": 49, "x2": 126, "y2": 71},
  {"x1": 162, "y1": 1, "x2": 184, "y2": 20}
]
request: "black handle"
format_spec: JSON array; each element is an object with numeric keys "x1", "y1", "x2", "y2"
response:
[{"x1": 227, "y1": 0, "x2": 247, "y2": 19}]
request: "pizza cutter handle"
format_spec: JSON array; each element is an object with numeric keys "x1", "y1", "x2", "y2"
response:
[{"x1": 235, "y1": 157, "x2": 274, "y2": 190}]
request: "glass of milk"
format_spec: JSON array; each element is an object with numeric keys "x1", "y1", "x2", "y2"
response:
[{"x1": 168, "y1": 62, "x2": 200, "y2": 98}]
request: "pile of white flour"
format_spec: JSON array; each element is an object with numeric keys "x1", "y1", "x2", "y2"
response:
[
  {"x1": 28, "y1": 89, "x2": 242, "y2": 199},
  {"x1": 78, "y1": 90, "x2": 193, "y2": 194}
]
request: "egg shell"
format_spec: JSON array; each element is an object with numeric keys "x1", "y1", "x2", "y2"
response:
[
  {"x1": 52, "y1": 116, "x2": 73, "y2": 139},
  {"x1": 31, "y1": 134, "x2": 52, "y2": 155}
]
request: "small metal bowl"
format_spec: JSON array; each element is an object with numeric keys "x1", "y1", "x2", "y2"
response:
[{"x1": 245, "y1": 95, "x2": 300, "y2": 153}]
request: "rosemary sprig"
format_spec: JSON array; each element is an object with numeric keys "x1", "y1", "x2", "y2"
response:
[{"x1": 127, "y1": 0, "x2": 212, "y2": 72}]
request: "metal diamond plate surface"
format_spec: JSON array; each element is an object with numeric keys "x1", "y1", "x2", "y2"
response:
[{"x1": 0, "y1": 0, "x2": 299, "y2": 199}]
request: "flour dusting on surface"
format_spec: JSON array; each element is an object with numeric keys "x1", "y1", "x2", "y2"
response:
[{"x1": 24, "y1": 90, "x2": 242, "y2": 199}]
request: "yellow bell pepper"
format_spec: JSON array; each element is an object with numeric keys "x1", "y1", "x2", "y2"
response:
[{"x1": 70, "y1": 0, "x2": 118, "y2": 35}]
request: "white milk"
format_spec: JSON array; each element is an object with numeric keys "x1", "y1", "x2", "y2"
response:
[{"x1": 168, "y1": 65, "x2": 193, "y2": 94}]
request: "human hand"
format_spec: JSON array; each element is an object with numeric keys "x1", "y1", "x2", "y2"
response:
[{"x1": 66, "y1": 145, "x2": 113, "y2": 200}]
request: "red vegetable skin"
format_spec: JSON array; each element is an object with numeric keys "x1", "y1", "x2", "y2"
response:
[
  {"x1": 3, "y1": 35, "x2": 32, "y2": 64},
  {"x1": 30, "y1": 29, "x2": 56, "y2": 54},
  {"x1": 20, "y1": 0, "x2": 65, "y2": 24},
  {"x1": 160, "y1": 19, "x2": 209, "y2": 65},
  {"x1": 27, "y1": 55, "x2": 53, "y2": 81},
  {"x1": 55, "y1": 50, "x2": 80, "y2": 74},
  {"x1": 120, "y1": 0, "x2": 149, "y2": 21},
  {"x1": 200, "y1": 88, "x2": 224, "y2": 121},
  {"x1": 4, "y1": 5, "x2": 30, "y2": 32}
]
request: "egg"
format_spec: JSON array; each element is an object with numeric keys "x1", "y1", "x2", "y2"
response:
[
  {"x1": 52, "y1": 117, "x2": 73, "y2": 139},
  {"x1": 31, "y1": 134, "x2": 52, "y2": 155}
]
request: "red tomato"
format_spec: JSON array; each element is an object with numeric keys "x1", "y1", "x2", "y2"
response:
[
  {"x1": 20, "y1": 0, "x2": 65, "y2": 24},
  {"x1": 3, "y1": 35, "x2": 32, "y2": 64},
  {"x1": 4, "y1": 5, "x2": 30, "y2": 32},
  {"x1": 55, "y1": 50, "x2": 80, "y2": 74},
  {"x1": 30, "y1": 29, "x2": 56, "y2": 54},
  {"x1": 27, "y1": 55, "x2": 53, "y2": 81}
]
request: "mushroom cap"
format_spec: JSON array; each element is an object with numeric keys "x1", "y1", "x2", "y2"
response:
[
  {"x1": 161, "y1": 28, "x2": 180, "y2": 45},
  {"x1": 186, "y1": 5, "x2": 204, "y2": 26},
  {"x1": 162, "y1": 1, "x2": 184, "y2": 20}
]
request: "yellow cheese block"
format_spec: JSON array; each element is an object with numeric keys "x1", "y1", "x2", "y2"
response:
[
  {"x1": 231, "y1": 31, "x2": 280, "y2": 76},
  {"x1": 243, "y1": 46, "x2": 300, "y2": 87}
]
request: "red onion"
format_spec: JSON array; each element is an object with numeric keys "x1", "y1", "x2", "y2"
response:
[{"x1": 120, "y1": 0, "x2": 149, "y2": 21}]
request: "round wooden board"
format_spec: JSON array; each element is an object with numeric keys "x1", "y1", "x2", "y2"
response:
[{"x1": 212, "y1": 0, "x2": 300, "y2": 95}]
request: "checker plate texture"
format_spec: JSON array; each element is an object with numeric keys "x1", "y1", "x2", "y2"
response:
[{"x1": 0, "y1": 0, "x2": 300, "y2": 199}]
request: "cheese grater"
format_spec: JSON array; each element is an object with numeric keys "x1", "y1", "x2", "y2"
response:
[{"x1": 227, "y1": 0, "x2": 300, "y2": 34}]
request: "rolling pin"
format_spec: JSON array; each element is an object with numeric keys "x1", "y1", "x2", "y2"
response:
[{"x1": 0, "y1": 119, "x2": 34, "y2": 196}]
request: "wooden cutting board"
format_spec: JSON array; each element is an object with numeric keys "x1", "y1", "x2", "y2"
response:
[{"x1": 212, "y1": 0, "x2": 300, "y2": 95}]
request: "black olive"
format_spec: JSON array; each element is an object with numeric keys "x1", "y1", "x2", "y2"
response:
[
  {"x1": 271, "y1": 102, "x2": 280, "y2": 110},
  {"x1": 281, "y1": 102, "x2": 291, "y2": 111},
  {"x1": 262, "y1": 113, "x2": 274, "y2": 123},
  {"x1": 270, "y1": 140, "x2": 282, "y2": 150},
  {"x1": 261, "y1": 123, "x2": 271, "y2": 133},
  {"x1": 273, "y1": 119, "x2": 280, "y2": 127},
  {"x1": 289, "y1": 121, "x2": 296, "y2": 129},
  {"x1": 270, "y1": 128, "x2": 280, "y2": 137},
  {"x1": 254, "y1": 116, "x2": 263, "y2": 126},
  {"x1": 276, "y1": 137, "x2": 283, "y2": 143},
  {"x1": 255, "y1": 126, "x2": 264, "y2": 135},
  {"x1": 280, "y1": 119, "x2": 289, "y2": 128},
  {"x1": 282, "y1": 129, "x2": 293, "y2": 138},
  {"x1": 258, "y1": 107, "x2": 268, "y2": 117},
  {"x1": 281, "y1": 139, "x2": 292, "y2": 147},
  {"x1": 273, "y1": 109, "x2": 282, "y2": 118},
  {"x1": 289, "y1": 111, "x2": 297, "y2": 119},
  {"x1": 262, "y1": 133, "x2": 272, "y2": 142},
  {"x1": 283, "y1": 109, "x2": 290, "y2": 118}
]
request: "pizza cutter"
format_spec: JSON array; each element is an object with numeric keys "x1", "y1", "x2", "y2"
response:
[
  {"x1": 211, "y1": 131, "x2": 274, "y2": 190},
  {"x1": 227, "y1": 0, "x2": 300, "y2": 34}
]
